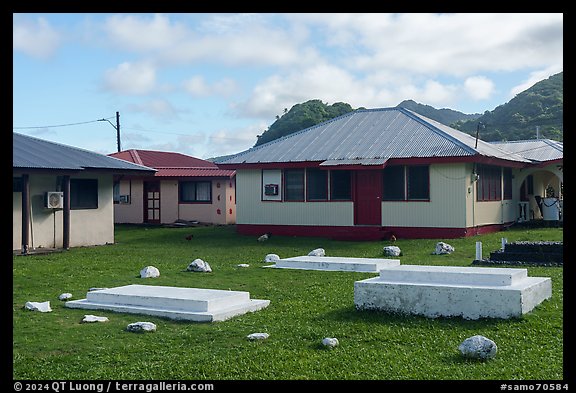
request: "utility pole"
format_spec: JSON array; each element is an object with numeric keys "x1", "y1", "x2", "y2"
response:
[
  {"x1": 475, "y1": 122, "x2": 484, "y2": 149},
  {"x1": 115, "y1": 111, "x2": 121, "y2": 152},
  {"x1": 98, "y1": 111, "x2": 121, "y2": 152}
]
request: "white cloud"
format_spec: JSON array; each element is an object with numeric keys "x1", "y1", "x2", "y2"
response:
[
  {"x1": 204, "y1": 125, "x2": 262, "y2": 159},
  {"x1": 102, "y1": 61, "x2": 157, "y2": 95},
  {"x1": 183, "y1": 76, "x2": 239, "y2": 97},
  {"x1": 13, "y1": 16, "x2": 61, "y2": 59},
  {"x1": 103, "y1": 13, "x2": 190, "y2": 52},
  {"x1": 464, "y1": 76, "x2": 495, "y2": 100}
]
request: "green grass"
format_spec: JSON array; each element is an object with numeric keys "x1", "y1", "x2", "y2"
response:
[{"x1": 13, "y1": 225, "x2": 563, "y2": 380}]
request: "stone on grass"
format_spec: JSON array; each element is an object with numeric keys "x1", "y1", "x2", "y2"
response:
[
  {"x1": 58, "y1": 293, "x2": 73, "y2": 301},
  {"x1": 308, "y1": 248, "x2": 325, "y2": 257},
  {"x1": 82, "y1": 315, "x2": 109, "y2": 323},
  {"x1": 25, "y1": 301, "x2": 52, "y2": 312},
  {"x1": 322, "y1": 337, "x2": 339, "y2": 349},
  {"x1": 264, "y1": 254, "x2": 280, "y2": 263},
  {"x1": 383, "y1": 246, "x2": 401, "y2": 257},
  {"x1": 459, "y1": 335, "x2": 497, "y2": 360},
  {"x1": 126, "y1": 322, "x2": 157, "y2": 333},
  {"x1": 432, "y1": 242, "x2": 455, "y2": 255},
  {"x1": 247, "y1": 332, "x2": 269, "y2": 341},
  {"x1": 237, "y1": 263, "x2": 250, "y2": 268},
  {"x1": 187, "y1": 258, "x2": 212, "y2": 272},
  {"x1": 140, "y1": 266, "x2": 160, "y2": 278}
]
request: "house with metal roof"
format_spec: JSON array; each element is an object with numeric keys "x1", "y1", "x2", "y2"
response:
[
  {"x1": 217, "y1": 107, "x2": 563, "y2": 240},
  {"x1": 13, "y1": 132, "x2": 156, "y2": 254},
  {"x1": 109, "y1": 149, "x2": 236, "y2": 225}
]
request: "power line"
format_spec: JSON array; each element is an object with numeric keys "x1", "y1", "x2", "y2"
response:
[{"x1": 13, "y1": 118, "x2": 106, "y2": 129}]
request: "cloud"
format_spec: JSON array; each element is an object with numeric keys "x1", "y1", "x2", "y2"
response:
[
  {"x1": 183, "y1": 76, "x2": 239, "y2": 97},
  {"x1": 103, "y1": 13, "x2": 190, "y2": 52},
  {"x1": 13, "y1": 16, "x2": 62, "y2": 59},
  {"x1": 102, "y1": 61, "x2": 157, "y2": 95},
  {"x1": 510, "y1": 65, "x2": 564, "y2": 98},
  {"x1": 464, "y1": 76, "x2": 495, "y2": 101}
]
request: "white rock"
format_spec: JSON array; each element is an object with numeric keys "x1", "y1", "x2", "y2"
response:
[
  {"x1": 264, "y1": 254, "x2": 280, "y2": 262},
  {"x1": 187, "y1": 258, "x2": 212, "y2": 273},
  {"x1": 237, "y1": 263, "x2": 250, "y2": 268},
  {"x1": 322, "y1": 337, "x2": 339, "y2": 348},
  {"x1": 140, "y1": 266, "x2": 160, "y2": 278},
  {"x1": 432, "y1": 242, "x2": 455, "y2": 255},
  {"x1": 58, "y1": 293, "x2": 73, "y2": 301},
  {"x1": 459, "y1": 335, "x2": 497, "y2": 360},
  {"x1": 25, "y1": 301, "x2": 52, "y2": 312},
  {"x1": 308, "y1": 248, "x2": 325, "y2": 257},
  {"x1": 383, "y1": 246, "x2": 401, "y2": 257},
  {"x1": 126, "y1": 322, "x2": 157, "y2": 333},
  {"x1": 82, "y1": 315, "x2": 109, "y2": 323},
  {"x1": 257, "y1": 234, "x2": 270, "y2": 242},
  {"x1": 247, "y1": 332, "x2": 269, "y2": 341}
]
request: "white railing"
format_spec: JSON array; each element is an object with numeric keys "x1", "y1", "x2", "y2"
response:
[{"x1": 518, "y1": 202, "x2": 529, "y2": 222}]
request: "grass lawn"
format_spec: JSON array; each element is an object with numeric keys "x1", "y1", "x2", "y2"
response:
[{"x1": 13, "y1": 224, "x2": 563, "y2": 381}]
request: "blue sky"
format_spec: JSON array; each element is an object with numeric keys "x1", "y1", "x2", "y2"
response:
[{"x1": 13, "y1": 13, "x2": 563, "y2": 159}]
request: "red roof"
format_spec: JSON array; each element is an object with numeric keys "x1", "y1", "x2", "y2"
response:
[{"x1": 109, "y1": 149, "x2": 235, "y2": 179}]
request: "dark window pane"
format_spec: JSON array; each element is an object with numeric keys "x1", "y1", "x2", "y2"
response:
[
  {"x1": 70, "y1": 179, "x2": 98, "y2": 209},
  {"x1": 382, "y1": 166, "x2": 405, "y2": 200},
  {"x1": 407, "y1": 166, "x2": 429, "y2": 200},
  {"x1": 330, "y1": 170, "x2": 351, "y2": 200},
  {"x1": 284, "y1": 169, "x2": 304, "y2": 201},
  {"x1": 307, "y1": 169, "x2": 328, "y2": 201},
  {"x1": 180, "y1": 181, "x2": 211, "y2": 202}
]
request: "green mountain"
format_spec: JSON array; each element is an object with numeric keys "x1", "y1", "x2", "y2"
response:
[
  {"x1": 254, "y1": 100, "x2": 359, "y2": 146},
  {"x1": 395, "y1": 99, "x2": 481, "y2": 125},
  {"x1": 251, "y1": 72, "x2": 563, "y2": 149},
  {"x1": 451, "y1": 72, "x2": 563, "y2": 142}
]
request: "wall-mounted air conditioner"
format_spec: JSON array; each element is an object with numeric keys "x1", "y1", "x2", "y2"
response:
[
  {"x1": 264, "y1": 184, "x2": 279, "y2": 196},
  {"x1": 45, "y1": 191, "x2": 64, "y2": 209},
  {"x1": 119, "y1": 194, "x2": 131, "y2": 204}
]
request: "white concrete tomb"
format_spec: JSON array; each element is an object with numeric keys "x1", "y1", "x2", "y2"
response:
[
  {"x1": 65, "y1": 284, "x2": 270, "y2": 322},
  {"x1": 268, "y1": 256, "x2": 400, "y2": 273},
  {"x1": 354, "y1": 265, "x2": 552, "y2": 319}
]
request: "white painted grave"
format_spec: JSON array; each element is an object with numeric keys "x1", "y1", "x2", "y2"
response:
[
  {"x1": 267, "y1": 256, "x2": 400, "y2": 273},
  {"x1": 65, "y1": 284, "x2": 270, "y2": 322},
  {"x1": 354, "y1": 265, "x2": 551, "y2": 319}
]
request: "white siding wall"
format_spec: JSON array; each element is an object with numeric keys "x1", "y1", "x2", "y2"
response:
[
  {"x1": 381, "y1": 163, "x2": 468, "y2": 228},
  {"x1": 236, "y1": 169, "x2": 353, "y2": 226}
]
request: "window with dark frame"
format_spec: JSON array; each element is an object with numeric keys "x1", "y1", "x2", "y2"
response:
[
  {"x1": 407, "y1": 166, "x2": 430, "y2": 200},
  {"x1": 179, "y1": 181, "x2": 212, "y2": 203},
  {"x1": 70, "y1": 179, "x2": 98, "y2": 209},
  {"x1": 383, "y1": 165, "x2": 430, "y2": 201},
  {"x1": 330, "y1": 170, "x2": 352, "y2": 200},
  {"x1": 284, "y1": 169, "x2": 305, "y2": 201},
  {"x1": 306, "y1": 168, "x2": 328, "y2": 201},
  {"x1": 476, "y1": 164, "x2": 502, "y2": 201}
]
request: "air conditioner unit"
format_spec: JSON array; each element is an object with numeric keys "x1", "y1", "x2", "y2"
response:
[
  {"x1": 119, "y1": 194, "x2": 131, "y2": 204},
  {"x1": 45, "y1": 191, "x2": 64, "y2": 209}
]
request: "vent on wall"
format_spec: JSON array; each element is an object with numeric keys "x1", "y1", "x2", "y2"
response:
[{"x1": 45, "y1": 192, "x2": 64, "y2": 209}]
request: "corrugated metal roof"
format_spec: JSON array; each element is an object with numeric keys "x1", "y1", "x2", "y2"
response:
[
  {"x1": 489, "y1": 139, "x2": 563, "y2": 162},
  {"x1": 110, "y1": 149, "x2": 218, "y2": 168},
  {"x1": 219, "y1": 107, "x2": 531, "y2": 165},
  {"x1": 13, "y1": 133, "x2": 156, "y2": 173},
  {"x1": 154, "y1": 167, "x2": 235, "y2": 178},
  {"x1": 110, "y1": 149, "x2": 236, "y2": 178}
]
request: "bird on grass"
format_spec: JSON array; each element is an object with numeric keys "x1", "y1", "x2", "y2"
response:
[
  {"x1": 185, "y1": 234, "x2": 194, "y2": 240},
  {"x1": 258, "y1": 233, "x2": 272, "y2": 242},
  {"x1": 390, "y1": 234, "x2": 396, "y2": 242}
]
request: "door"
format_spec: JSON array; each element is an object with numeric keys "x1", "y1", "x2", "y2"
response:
[
  {"x1": 144, "y1": 181, "x2": 161, "y2": 224},
  {"x1": 354, "y1": 170, "x2": 382, "y2": 225}
]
